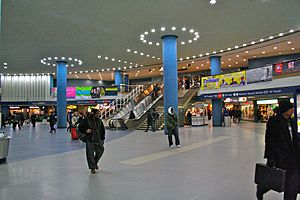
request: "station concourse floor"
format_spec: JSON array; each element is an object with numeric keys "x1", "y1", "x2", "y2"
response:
[{"x1": 0, "y1": 121, "x2": 290, "y2": 200}]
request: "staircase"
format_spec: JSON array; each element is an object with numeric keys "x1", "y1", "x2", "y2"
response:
[{"x1": 138, "y1": 106, "x2": 164, "y2": 131}]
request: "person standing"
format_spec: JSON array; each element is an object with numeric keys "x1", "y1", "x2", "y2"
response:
[
  {"x1": 186, "y1": 111, "x2": 192, "y2": 125},
  {"x1": 166, "y1": 107, "x2": 180, "y2": 148},
  {"x1": 30, "y1": 113, "x2": 37, "y2": 128},
  {"x1": 78, "y1": 108, "x2": 105, "y2": 174},
  {"x1": 49, "y1": 112, "x2": 56, "y2": 133},
  {"x1": 256, "y1": 100, "x2": 300, "y2": 200},
  {"x1": 145, "y1": 109, "x2": 155, "y2": 132}
]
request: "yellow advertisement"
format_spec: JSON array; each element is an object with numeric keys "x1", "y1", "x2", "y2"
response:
[{"x1": 201, "y1": 71, "x2": 246, "y2": 90}]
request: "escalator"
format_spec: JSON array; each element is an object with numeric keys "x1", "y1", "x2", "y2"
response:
[{"x1": 107, "y1": 84, "x2": 164, "y2": 129}]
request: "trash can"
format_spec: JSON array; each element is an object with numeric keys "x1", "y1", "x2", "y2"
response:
[
  {"x1": 0, "y1": 132, "x2": 10, "y2": 164},
  {"x1": 224, "y1": 116, "x2": 231, "y2": 127}
]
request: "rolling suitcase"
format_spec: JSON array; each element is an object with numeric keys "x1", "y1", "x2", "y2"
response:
[{"x1": 71, "y1": 127, "x2": 79, "y2": 140}]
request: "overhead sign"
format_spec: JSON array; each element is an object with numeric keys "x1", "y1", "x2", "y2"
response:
[{"x1": 197, "y1": 86, "x2": 296, "y2": 100}]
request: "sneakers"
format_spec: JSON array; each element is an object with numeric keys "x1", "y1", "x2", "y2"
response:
[
  {"x1": 169, "y1": 145, "x2": 175, "y2": 148},
  {"x1": 176, "y1": 145, "x2": 181, "y2": 148},
  {"x1": 91, "y1": 169, "x2": 96, "y2": 174}
]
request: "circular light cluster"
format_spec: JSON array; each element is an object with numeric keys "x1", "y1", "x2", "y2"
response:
[
  {"x1": 40, "y1": 57, "x2": 83, "y2": 67},
  {"x1": 97, "y1": 54, "x2": 144, "y2": 70},
  {"x1": 139, "y1": 26, "x2": 200, "y2": 46}
]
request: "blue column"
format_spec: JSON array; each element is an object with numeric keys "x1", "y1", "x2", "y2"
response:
[
  {"x1": 210, "y1": 56, "x2": 222, "y2": 126},
  {"x1": 162, "y1": 35, "x2": 178, "y2": 131},
  {"x1": 124, "y1": 73, "x2": 129, "y2": 92},
  {"x1": 1, "y1": 106, "x2": 9, "y2": 118},
  {"x1": 115, "y1": 70, "x2": 123, "y2": 91},
  {"x1": 56, "y1": 61, "x2": 67, "y2": 128},
  {"x1": 210, "y1": 56, "x2": 221, "y2": 76}
]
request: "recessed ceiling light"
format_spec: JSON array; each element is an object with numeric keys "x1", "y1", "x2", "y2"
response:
[
  {"x1": 143, "y1": 40, "x2": 147, "y2": 43},
  {"x1": 124, "y1": 61, "x2": 127, "y2": 63},
  {"x1": 236, "y1": 55, "x2": 239, "y2": 57},
  {"x1": 201, "y1": 64, "x2": 204, "y2": 66},
  {"x1": 182, "y1": 27, "x2": 186, "y2": 31},
  {"x1": 245, "y1": 51, "x2": 249, "y2": 53},
  {"x1": 235, "y1": 62, "x2": 239, "y2": 64},
  {"x1": 105, "y1": 57, "x2": 108, "y2": 60},
  {"x1": 227, "y1": 48, "x2": 231, "y2": 50},
  {"x1": 251, "y1": 41, "x2": 255, "y2": 45},
  {"x1": 152, "y1": 56, "x2": 155, "y2": 59},
  {"x1": 140, "y1": 34, "x2": 144, "y2": 38},
  {"x1": 180, "y1": 58, "x2": 183, "y2": 61},
  {"x1": 199, "y1": 54, "x2": 203, "y2": 57},
  {"x1": 54, "y1": 57, "x2": 58, "y2": 60},
  {"x1": 206, "y1": 53, "x2": 210, "y2": 56},
  {"x1": 140, "y1": 52, "x2": 144, "y2": 55},
  {"x1": 196, "y1": 67, "x2": 199, "y2": 69},
  {"x1": 171, "y1": 27, "x2": 176, "y2": 31},
  {"x1": 279, "y1": 52, "x2": 282, "y2": 54},
  {"x1": 229, "y1": 64, "x2": 232, "y2": 67},
  {"x1": 192, "y1": 56, "x2": 196, "y2": 58},
  {"x1": 273, "y1": 46, "x2": 277, "y2": 49},
  {"x1": 188, "y1": 40, "x2": 192, "y2": 43},
  {"x1": 134, "y1": 51, "x2": 137, "y2": 54},
  {"x1": 253, "y1": 56, "x2": 257, "y2": 58},
  {"x1": 111, "y1": 58, "x2": 115, "y2": 61},
  {"x1": 206, "y1": 61, "x2": 209, "y2": 64},
  {"x1": 269, "y1": 36, "x2": 274, "y2": 39},
  {"x1": 287, "y1": 41, "x2": 292, "y2": 44},
  {"x1": 156, "y1": 43, "x2": 160, "y2": 46},
  {"x1": 228, "y1": 58, "x2": 231, "y2": 61},
  {"x1": 4, "y1": 66, "x2": 7, "y2": 69},
  {"x1": 235, "y1": 46, "x2": 239, "y2": 49},
  {"x1": 279, "y1": 33, "x2": 284, "y2": 36},
  {"x1": 220, "y1": 50, "x2": 224, "y2": 53},
  {"x1": 193, "y1": 38, "x2": 197, "y2": 41},
  {"x1": 289, "y1": 29, "x2": 294, "y2": 33},
  {"x1": 213, "y1": 51, "x2": 217, "y2": 54},
  {"x1": 151, "y1": 29, "x2": 155, "y2": 33},
  {"x1": 61, "y1": 57, "x2": 65, "y2": 60},
  {"x1": 186, "y1": 57, "x2": 190, "y2": 59},
  {"x1": 221, "y1": 62, "x2": 224, "y2": 64},
  {"x1": 148, "y1": 42, "x2": 152, "y2": 45},
  {"x1": 210, "y1": 0, "x2": 216, "y2": 4},
  {"x1": 189, "y1": 29, "x2": 194, "y2": 33},
  {"x1": 68, "y1": 58, "x2": 72, "y2": 61},
  {"x1": 260, "y1": 39, "x2": 264, "y2": 42},
  {"x1": 243, "y1": 59, "x2": 246, "y2": 61},
  {"x1": 161, "y1": 27, "x2": 166, "y2": 31},
  {"x1": 126, "y1": 49, "x2": 131, "y2": 52},
  {"x1": 194, "y1": 32, "x2": 199, "y2": 35},
  {"x1": 291, "y1": 47, "x2": 295, "y2": 50},
  {"x1": 4, "y1": 63, "x2": 7, "y2": 65},
  {"x1": 192, "y1": 61, "x2": 194, "y2": 63},
  {"x1": 181, "y1": 42, "x2": 185, "y2": 45},
  {"x1": 243, "y1": 44, "x2": 247, "y2": 47},
  {"x1": 144, "y1": 31, "x2": 149, "y2": 35}
]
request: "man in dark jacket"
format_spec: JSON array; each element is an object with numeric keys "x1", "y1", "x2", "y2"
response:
[
  {"x1": 145, "y1": 109, "x2": 155, "y2": 132},
  {"x1": 166, "y1": 107, "x2": 180, "y2": 147},
  {"x1": 256, "y1": 100, "x2": 300, "y2": 200},
  {"x1": 78, "y1": 108, "x2": 105, "y2": 174},
  {"x1": 49, "y1": 112, "x2": 56, "y2": 133}
]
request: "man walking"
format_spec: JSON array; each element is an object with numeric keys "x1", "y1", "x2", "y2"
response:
[
  {"x1": 78, "y1": 108, "x2": 105, "y2": 174},
  {"x1": 256, "y1": 100, "x2": 300, "y2": 200}
]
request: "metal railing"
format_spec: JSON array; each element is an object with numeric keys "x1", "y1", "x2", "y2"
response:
[{"x1": 100, "y1": 85, "x2": 144, "y2": 119}]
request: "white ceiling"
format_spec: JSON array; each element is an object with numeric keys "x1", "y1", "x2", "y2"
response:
[{"x1": 1, "y1": 0, "x2": 300, "y2": 77}]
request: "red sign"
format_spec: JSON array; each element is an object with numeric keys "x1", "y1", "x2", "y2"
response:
[
  {"x1": 217, "y1": 93, "x2": 222, "y2": 99},
  {"x1": 275, "y1": 63, "x2": 283, "y2": 74}
]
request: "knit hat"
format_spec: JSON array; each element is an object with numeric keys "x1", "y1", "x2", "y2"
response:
[
  {"x1": 279, "y1": 100, "x2": 294, "y2": 113},
  {"x1": 91, "y1": 108, "x2": 99, "y2": 114},
  {"x1": 168, "y1": 107, "x2": 174, "y2": 115}
]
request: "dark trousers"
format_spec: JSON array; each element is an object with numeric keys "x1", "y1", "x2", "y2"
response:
[
  {"x1": 86, "y1": 140, "x2": 104, "y2": 169},
  {"x1": 168, "y1": 128, "x2": 180, "y2": 146},
  {"x1": 145, "y1": 121, "x2": 155, "y2": 132},
  {"x1": 50, "y1": 123, "x2": 56, "y2": 132}
]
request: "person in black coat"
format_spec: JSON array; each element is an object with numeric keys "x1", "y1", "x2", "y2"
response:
[
  {"x1": 49, "y1": 112, "x2": 56, "y2": 133},
  {"x1": 256, "y1": 100, "x2": 300, "y2": 200},
  {"x1": 78, "y1": 108, "x2": 105, "y2": 174},
  {"x1": 30, "y1": 113, "x2": 37, "y2": 128}
]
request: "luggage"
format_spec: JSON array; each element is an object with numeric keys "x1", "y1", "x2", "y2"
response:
[
  {"x1": 71, "y1": 127, "x2": 79, "y2": 140},
  {"x1": 254, "y1": 163, "x2": 286, "y2": 192}
]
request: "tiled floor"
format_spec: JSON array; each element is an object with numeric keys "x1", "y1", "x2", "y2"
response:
[{"x1": 0, "y1": 121, "x2": 292, "y2": 200}]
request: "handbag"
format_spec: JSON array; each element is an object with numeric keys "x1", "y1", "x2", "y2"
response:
[{"x1": 254, "y1": 163, "x2": 286, "y2": 192}]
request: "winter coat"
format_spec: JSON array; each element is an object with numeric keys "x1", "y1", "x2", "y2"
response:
[
  {"x1": 165, "y1": 113, "x2": 178, "y2": 130},
  {"x1": 78, "y1": 116, "x2": 105, "y2": 142}
]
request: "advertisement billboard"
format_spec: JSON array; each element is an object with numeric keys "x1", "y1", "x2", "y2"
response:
[
  {"x1": 246, "y1": 65, "x2": 273, "y2": 84},
  {"x1": 201, "y1": 71, "x2": 246, "y2": 90}
]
